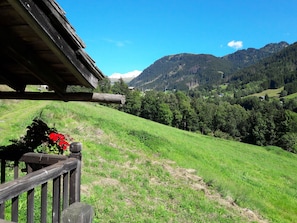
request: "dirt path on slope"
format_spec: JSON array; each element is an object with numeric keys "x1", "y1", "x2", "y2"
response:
[{"x1": 157, "y1": 160, "x2": 269, "y2": 223}]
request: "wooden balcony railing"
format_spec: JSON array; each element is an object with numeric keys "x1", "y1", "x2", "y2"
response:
[{"x1": 0, "y1": 142, "x2": 83, "y2": 223}]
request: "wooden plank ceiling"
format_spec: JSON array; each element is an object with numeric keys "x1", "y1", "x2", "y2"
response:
[{"x1": 0, "y1": 0, "x2": 106, "y2": 101}]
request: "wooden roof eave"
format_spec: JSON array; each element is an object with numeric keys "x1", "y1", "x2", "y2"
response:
[{"x1": 7, "y1": 0, "x2": 105, "y2": 89}]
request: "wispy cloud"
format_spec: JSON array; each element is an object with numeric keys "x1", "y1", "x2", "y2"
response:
[
  {"x1": 227, "y1": 40, "x2": 243, "y2": 50},
  {"x1": 109, "y1": 70, "x2": 142, "y2": 79},
  {"x1": 103, "y1": 38, "x2": 132, "y2": 47}
]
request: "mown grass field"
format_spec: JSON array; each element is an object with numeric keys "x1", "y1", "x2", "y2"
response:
[
  {"x1": 250, "y1": 87, "x2": 283, "y2": 98},
  {"x1": 0, "y1": 100, "x2": 296, "y2": 222},
  {"x1": 284, "y1": 92, "x2": 297, "y2": 99}
]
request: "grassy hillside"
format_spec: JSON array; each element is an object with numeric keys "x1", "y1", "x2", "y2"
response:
[{"x1": 0, "y1": 100, "x2": 296, "y2": 222}]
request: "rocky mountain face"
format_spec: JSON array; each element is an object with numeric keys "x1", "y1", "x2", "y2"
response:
[{"x1": 129, "y1": 41, "x2": 289, "y2": 91}]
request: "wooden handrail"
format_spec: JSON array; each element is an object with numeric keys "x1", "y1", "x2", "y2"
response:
[
  {"x1": 0, "y1": 142, "x2": 83, "y2": 222},
  {"x1": 0, "y1": 158, "x2": 77, "y2": 203}
]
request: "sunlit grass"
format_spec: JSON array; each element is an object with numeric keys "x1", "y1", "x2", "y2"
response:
[
  {"x1": 250, "y1": 87, "x2": 283, "y2": 98},
  {"x1": 284, "y1": 92, "x2": 297, "y2": 99},
  {"x1": 0, "y1": 100, "x2": 296, "y2": 222}
]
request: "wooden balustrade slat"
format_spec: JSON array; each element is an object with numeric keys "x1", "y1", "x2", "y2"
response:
[
  {"x1": 0, "y1": 203, "x2": 3, "y2": 221},
  {"x1": 41, "y1": 182, "x2": 48, "y2": 223},
  {"x1": 11, "y1": 197, "x2": 18, "y2": 222},
  {"x1": 1, "y1": 160, "x2": 5, "y2": 183},
  {"x1": 12, "y1": 161, "x2": 19, "y2": 222},
  {"x1": 63, "y1": 172, "x2": 69, "y2": 210},
  {"x1": 0, "y1": 160, "x2": 5, "y2": 219},
  {"x1": 69, "y1": 169, "x2": 76, "y2": 205},
  {"x1": 27, "y1": 163, "x2": 33, "y2": 174},
  {"x1": 27, "y1": 188, "x2": 34, "y2": 223},
  {"x1": 13, "y1": 161, "x2": 18, "y2": 179},
  {"x1": 52, "y1": 176, "x2": 61, "y2": 223}
]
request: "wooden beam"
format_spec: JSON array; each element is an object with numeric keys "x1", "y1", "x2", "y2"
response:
[{"x1": 0, "y1": 92, "x2": 126, "y2": 104}]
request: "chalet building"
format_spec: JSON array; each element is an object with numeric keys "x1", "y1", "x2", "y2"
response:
[{"x1": 0, "y1": 0, "x2": 124, "y2": 222}]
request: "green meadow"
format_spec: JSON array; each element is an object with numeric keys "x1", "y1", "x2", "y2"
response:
[
  {"x1": 250, "y1": 87, "x2": 283, "y2": 98},
  {"x1": 0, "y1": 100, "x2": 296, "y2": 222}
]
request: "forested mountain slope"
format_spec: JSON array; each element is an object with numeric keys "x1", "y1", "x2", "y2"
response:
[
  {"x1": 129, "y1": 42, "x2": 289, "y2": 91},
  {"x1": 130, "y1": 53, "x2": 234, "y2": 91},
  {"x1": 227, "y1": 42, "x2": 297, "y2": 92}
]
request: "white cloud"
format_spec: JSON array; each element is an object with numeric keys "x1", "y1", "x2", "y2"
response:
[
  {"x1": 227, "y1": 40, "x2": 243, "y2": 50},
  {"x1": 109, "y1": 70, "x2": 142, "y2": 79},
  {"x1": 104, "y1": 38, "x2": 131, "y2": 47}
]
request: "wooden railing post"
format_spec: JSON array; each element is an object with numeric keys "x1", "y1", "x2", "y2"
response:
[
  {"x1": 0, "y1": 160, "x2": 5, "y2": 219},
  {"x1": 69, "y1": 142, "x2": 82, "y2": 204}
]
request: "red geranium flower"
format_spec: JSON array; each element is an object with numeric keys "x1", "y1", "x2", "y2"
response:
[
  {"x1": 59, "y1": 140, "x2": 70, "y2": 151},
  {"x1": 49, "y1": 132, "x2": 59, "y2": 142},
  {"x1": 48, "y1": 132, "x2": 70, "y2": 154}
]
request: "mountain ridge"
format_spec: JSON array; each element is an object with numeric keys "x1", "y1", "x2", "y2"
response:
[{"x1": 129, "y1": 41, "x2": 290, "y2": 91}]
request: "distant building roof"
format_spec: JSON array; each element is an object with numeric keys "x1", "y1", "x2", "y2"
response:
[{"x1": 0, "y1": 0, "x2": 106, "y2": 101}]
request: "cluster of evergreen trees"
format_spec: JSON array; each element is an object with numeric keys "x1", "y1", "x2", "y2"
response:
[{"x1": 97, "y1": 78, "x2": 297, "y2": 153}]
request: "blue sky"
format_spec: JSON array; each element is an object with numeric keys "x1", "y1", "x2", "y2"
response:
[{"x1": 56, "y1": 0, "x2": 297, "y2": 78}]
